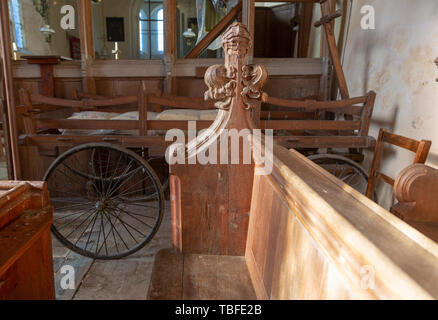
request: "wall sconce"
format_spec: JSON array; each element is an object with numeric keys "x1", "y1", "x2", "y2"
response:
[
  {"x1": 112, "y1": 42, "x2": 121, "y2": 60},
  {"x1": 40, "y1": 24, "x2": 56, "y2": 43},
  {"x1": 183, "y1": 28, "x2": 196, "y2": 47},
  {"x1": 12, "y1": 42, "x2": 19, "y2": 60}
]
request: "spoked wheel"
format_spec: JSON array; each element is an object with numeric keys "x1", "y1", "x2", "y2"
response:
[
  {"x1": 44, "y1": 143, "x2": 165, "y2": 260},
  {"x1": 308, "y1": 154, "x2": 377, "y2": 201}
]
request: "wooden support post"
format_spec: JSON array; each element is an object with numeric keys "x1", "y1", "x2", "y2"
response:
[
  {"x1": 297, "y1": 2, "x2": 314, "y2": 58},
  {"x1": 0, "y1": 1, "x2": 21, "y2": 179},
  {"x1": 78, "y1": 0, "x2": 96, "y2": 94},
  {"x1": 164, "y1": 0, "x2": 177, "y2": 94},
  {"x1": 318, "y1": 1, "x2": 349, "y2": 99},
  {"x1": 21, "y1": 56, "x2": 61, "y2": 97},
  {"x1": 242, "y1": 0, "x2": 254, "y2": 61}
]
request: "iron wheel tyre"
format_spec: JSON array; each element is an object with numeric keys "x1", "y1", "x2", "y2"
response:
[{"x1": 44, "y1": 143, "x2": 165, "y2": 260}]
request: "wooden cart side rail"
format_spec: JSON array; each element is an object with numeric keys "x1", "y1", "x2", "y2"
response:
[
  {"x1": 33, "y1": 119, "x2": 214, "y2": 131},
  {"x1": 32, "y1": 117, "x2": 362, "y2": 133},
  {"x1": 148, "y1": 94, "x2": 215, "y2": 110},
  {"x1": 260, "y1": 120, "x2": 361, "y2": 131},
  {"x1": 262, "y1": 93, "x2": 368, "y2": 110},
  {"x1": 21, "y1": 134, "x2": 375, "y2": 151},
  {"x1": 30, "y1": 92, "x2": 139, "y2": 109},
  {"x1": 247, "y1": 138, "x2": 438, "y2": 300}
]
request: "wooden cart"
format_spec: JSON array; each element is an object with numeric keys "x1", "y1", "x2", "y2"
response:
[{"x1": 17, "y1": 81, "x2": 376, "y2": 260}]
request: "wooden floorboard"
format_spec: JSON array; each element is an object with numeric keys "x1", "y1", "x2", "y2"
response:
[{"x1": 148, "y1": 249, "x2": 256, "y2": 300}]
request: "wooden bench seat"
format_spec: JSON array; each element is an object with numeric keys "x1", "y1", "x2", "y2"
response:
[{"x1": 148, "y1": 249, "x2": 256, "y2": 300}]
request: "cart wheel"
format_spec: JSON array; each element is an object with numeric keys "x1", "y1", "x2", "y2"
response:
[
  {"x1": 308, "y1": 154, "x2": 377, "y2": 202},
  {"x1": 44, "y1": 143, "x2": 165, "y2": 260}
]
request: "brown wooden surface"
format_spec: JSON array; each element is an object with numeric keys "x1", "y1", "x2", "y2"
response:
[
  {"x1": 392, "y1": 164, "x2": 438, "y2": 226},
  {"x1": 148, "y1": 249, "x2": 256, "y2": 300},
  {"x1": 77, "y1": 0, "x2": 96, "y2": 93},
  {"x1": 0, "y1": 181, "x2": 55, "y2": 300},
  {"x1": 247, "y1": 140, "x2": 438, "y2": 299}
]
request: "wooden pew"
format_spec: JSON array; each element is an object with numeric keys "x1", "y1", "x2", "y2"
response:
[
  {"x1": 0, "y1": 181, "x2": 55, "y2": 300},
  {"x1": 148, "y1": 22, "x2": 438, "y2": 300}
]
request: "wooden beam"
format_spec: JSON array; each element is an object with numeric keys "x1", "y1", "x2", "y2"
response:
[
  {"x1": 242, "y1": 0, "x2": 254, "y2": 60},
  {"x1": 297, "y1": 2, "x2": 314, "y2": 58},
  {"x1": 164, "y1": 0, "x2": 177, "y2": 94},
  {"x1": 185, "y1": 1, "x2": 243, "y2": 59},
  {"x1": 0, "y1": 1, "x2": 21, "y2": 179},
  {"x1": 77, "y1": 0, "x2": 96, "y2": 94},
  {"x1": 320, "y1": 0, "x2": 349, "y2": 99}
]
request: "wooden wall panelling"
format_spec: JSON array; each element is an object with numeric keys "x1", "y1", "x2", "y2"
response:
[{"x1": 0, "y1": 0, "x2": 21, "y2": 179}]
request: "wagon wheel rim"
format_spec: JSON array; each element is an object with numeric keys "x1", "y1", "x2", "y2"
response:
[
  {"x1": 44, "y1": 143, "x2": 165, "y2": 260},
  {"x1": 308, "y1": 154, "x2": 378, "y2": 202}
]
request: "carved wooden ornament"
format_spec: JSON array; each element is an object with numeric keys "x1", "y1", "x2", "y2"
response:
[{"x1": 169, "y1": 23, "x2": 269, "y2": 255}]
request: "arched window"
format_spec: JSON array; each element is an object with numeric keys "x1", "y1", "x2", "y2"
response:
[
  {"x1": 8, "y1": 0, "x2": 25, "y2": 50},
  {"x1": 139, "y1": 1, "x2": 164, "y2": 59}
]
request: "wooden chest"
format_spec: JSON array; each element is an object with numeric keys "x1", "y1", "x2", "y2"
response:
[{"x1": 0, "y1": 181, "x2": 55, "y2": 300}]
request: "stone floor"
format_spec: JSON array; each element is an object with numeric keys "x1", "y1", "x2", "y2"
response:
[{"x1": 52, "y1": 201, "x2": 172, "y2": 300}]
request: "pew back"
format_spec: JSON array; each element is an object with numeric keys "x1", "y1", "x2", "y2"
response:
[{"x1": 246, "y1": 140, "x2": 438, "y2": 299}]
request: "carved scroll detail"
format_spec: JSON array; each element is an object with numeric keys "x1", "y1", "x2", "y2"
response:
[
  {"x1": 222, "y1": 22, "x2": 251, "y2": 57},
  {"x1": 204, "y1": 22, "x2": 268, "y2": 112},
  {"x1": 241, "y1": 64, "x2": 268, "y2": 110},
  {"x1": 204, "y1": 64, "x2": 236, "y2": 110}
]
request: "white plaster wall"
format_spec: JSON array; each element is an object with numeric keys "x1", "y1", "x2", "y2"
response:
[{"x1": 342, "y1": 0, "x2": 438, "y2": 209}]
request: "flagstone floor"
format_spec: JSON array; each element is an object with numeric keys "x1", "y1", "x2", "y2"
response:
[{"x1": 52, "y1": 201, "x2": 172, "y2": 300}]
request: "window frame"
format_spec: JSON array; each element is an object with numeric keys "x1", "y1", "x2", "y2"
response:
[
  {"x1": 139, "y1": 0, "x2": 164, "y2": 60},
  {"x1": 8, "y1": 0, "x2": 25, "y2": 51}
]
